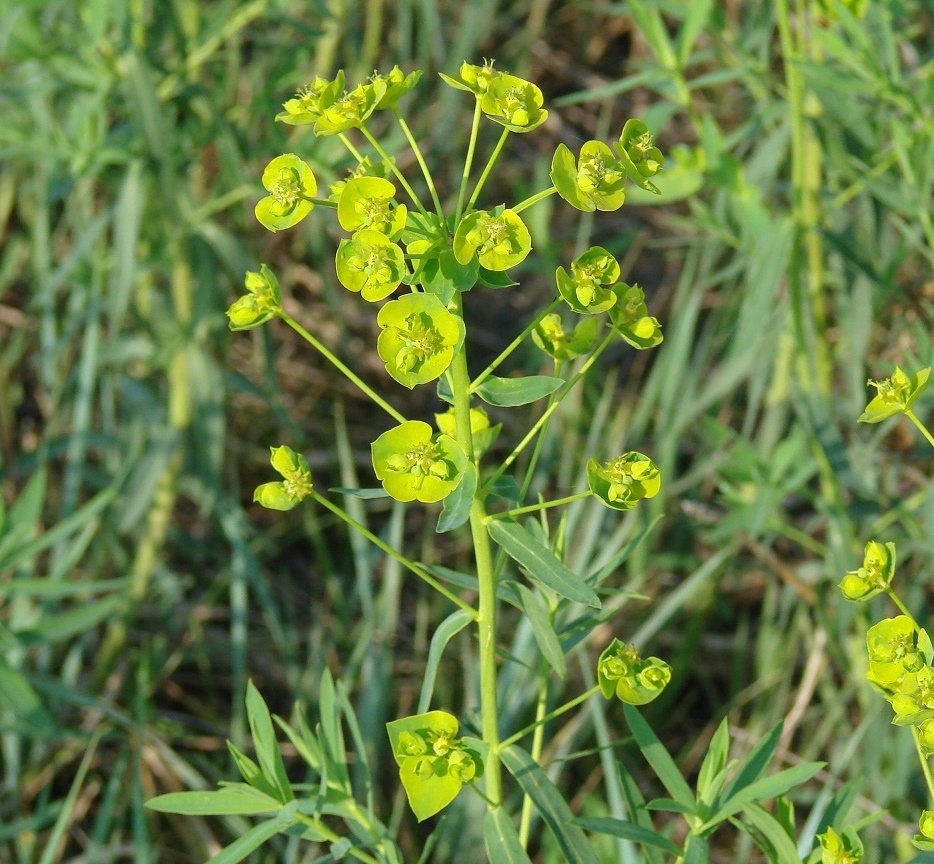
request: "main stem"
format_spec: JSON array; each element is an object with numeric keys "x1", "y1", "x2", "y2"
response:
[{"x1": 449, "y1": 292, "x2": 503, "y2": 807}]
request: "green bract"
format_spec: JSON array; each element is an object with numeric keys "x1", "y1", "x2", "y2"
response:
[
  {"x1": 587, "y1": 451, "x2": 661, "y2": 511},
  {"x1": 865, "y1": 615, "x2": 921, "y2": 689},
  {"x1": 555, "y1": 246, "x2": 620, "y2": 314},
  {"x1": 376, "y1": 293, "x2": 463, "y2": 388},
  {"x1": 817, "y1": 826, "x2": 863, "y2": 864},
  {"x1": 337, "y1": 177, "x2": 406, "y2": 240},
  {"x1": 453, "y1": 209, "x2": 531, "y2": 271},
  {"x1": 314, "y1": 80, "x2": 386, "y2": 136},
  {"x1": 435, "y1": 405, "x2": 500, "y2": 460},
  {"x1": 839, "y1": 540, "x2": 896, "y2": 601},
  {"x1": 335, "y1": 229, "x2": 406, "y2": 302},
  {"x1": 226, "y1": 265, "x2": 281, "y2": 331},
  {"x1": 597, "y1": 638, "x2": 671, "y2": 705},
  {"x1": 858, "y1": 366, "x2": 931, "y2": 423},
  {"x1": 253, "y1": 445, "x2": 313, "y2": 511},
  {"x1": 386, "y1": 711, "x2": 484, "y2": 821},
  {"x1": 532, "y1": 314, "x2": 599, "y2": 361},
  {"x1": 275, "y1": 71, "x2": 345, "y2": 125},
  {"x1": 371, "y1": 420, "x2": 468, "y2": 503},
  {"x1": 480, "y1": 73, "x2": 547, "y2": 133},
  {"x1": 371, "y1": 65, "x2": 422, "y2": 110},
  {"x1": 255, "y1": 154, "x2": 317, "y2": 232},
  {"x1": 550, "y1": 141, "x2": 626, "y2": 212},
  {"x1": 609, "y1": 284, "x2": 664, "y2": 349},
  {"x1": 438, "y1": 59, "x2": 499, "y2": 96},
  {"x1": 917, "y1": 810, "x2": 934, "y2": 851},
  {"x1": 614, "y1": 118, "x2": 664, "y2": 193},
  {"x1": 891, "y1": 664, "x2": 934, "y2": 724}
]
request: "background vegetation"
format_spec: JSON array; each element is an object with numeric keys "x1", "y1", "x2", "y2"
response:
[{"x1": 2, "y1": 0, "x2": 934, "y2": 861}]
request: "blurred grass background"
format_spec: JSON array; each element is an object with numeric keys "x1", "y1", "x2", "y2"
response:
[{"x1": 2, "y1": 0, "x2": 934, "y2": 861}]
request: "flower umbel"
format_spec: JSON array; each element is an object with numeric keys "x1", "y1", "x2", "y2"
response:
[
  {"x1": 551, "y1": 140, "x2": 626, "y2": 212},
  {"x1": 839, "y1": 540, "x2": 896, "y2": 601},
  {"x1": 376, "y1": 293, "x2": 463, "y2": 388},
  {"x1": 255, "y1": 154, "x2": 318, "y2": 232},
  {"x1": 597, "y1": 638, "x2": 671, "y2": 705},
  {"x1": 253, "y1": 445, "x2": 313, "y2": 511},
  {"x1": 275, "y1": 71, "x2": 345, "y2": 125},
  {"x1": 453, "y1": 209, "x2": 532, "y2": 271},
  {"x1": 335, "y1": 229, "x2": 406, "y2": 301},
  {"x1": 859, "y1": 366, "x2": 931, "y2": 423},
  {"x1": 588, "y1": 451, "x2": 661, "y2": 511},
  {"x1": 555, "y1": 246, "x2": 620, "y2": 314},
  {"x1": 371, "y1": 421, "x2": 468, "y2": 503},
  {"x1": 226, "y1": 265, "x2": 282, "y2": 331}
]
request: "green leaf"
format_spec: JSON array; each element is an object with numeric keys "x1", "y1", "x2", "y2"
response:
[
  {"x1": 487, "y1": 474, "x2": 522, "y2": 504},
  {"x1": 500, "y1": 746, "x2": 598, "y2": 864},
  {"x1": 676, "y1": 0, "x2": 714, "y2": 66},
  {"x1": 682, "y1": 833, "x2": 709, "y2": 864},
  {"x1": 205, "y1": 804, "x2": 298, "y2": 864},
  {"x1": 696, "y1": 718, "x2": 731, "y2": 802},
  {"x1": 717, "y1": 722, "x2": 781, "y2": 804},
  {"x1": 0, "y1": 658, "x2": 55, "y2": 734},
  {"x1": 486, "y1": 519, "x2": 600, "y2": 607},
  {"x1": 516, "y1": 585, "x2": 566, "y2": 679},
  {"x1": 475, "y1": 375, "x2": 563, "y2": 407},
  {"x1": 146, "y1": 786, "x2": 282, "y2": 815},
  {"x1": 227, "y1": 742, "x2": 280, "y2": 800},
  {"x1": 571, "y1": 817, "x2": 681, "y2": 855},
  {"x1": 477, "y1": 266, "x2": 519, "y2": 289},
  {"x1": 437, "y1": 462, "x2": 477, "y2": 533},
  {"x1": 246, "y1": 682, "x2": 293, "y2": 803},
  {"x1": 484, "y1": 808, "x2": 534, "y2": 864},
  {"x1": 318, "y1": 669, "x2": 350, "y2": 787},
  {"x1": 328, "y1": 487, "x2": 391, "y2": 499},
  {"x1": 623, "y1": 704, "x2": 695, "y2": 811},
  {"x1": 707, "y1": 763, "x2": 825, "y2": 827},
  {"x1": 737, "y1": 802, "x2": 801, "y2": 864},
  {"x1": 417, "y1": 610, "x2": 474, "y2": 715},
  {"x1": 14, "y1": 594, "x2": 125, "y2": 646}
]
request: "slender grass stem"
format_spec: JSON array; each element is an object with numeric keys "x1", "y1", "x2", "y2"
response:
[
  {"x1": 455, "y1": 102, "x2": 483, "y2": 226},
  {"x1": 294, "y1": 814, "x2": 381, "y2": 864},
  {"x1": 913, "y1": 727, "x2": 934, "y2": 807},
  {"x1": 468, "y1": 126, "x2": 510, "y2": 211},
  {"x1": 483, "y1": 328, "x2": 617, "y2": 494},
  {"x1": 906, "y1": 409, "x2": 934, "y2": 451},
  {"x1": 490, "y1": 492, "x2": 592, "y2": 521},
  {"x1": 359, "y1": 124, "x2": 429, "y2": 216},
  {"x1": 278, "y1": 310, "x2": 407, "y2": 424},
  {"x1": 338, "y1": 133, "x2": 367, "y2": 164},
  {"x1": 311, "y1": 492, "x2": 477, "y2": 619},
  {"x1": 500, "y1": 686, "x2": 601, "y2": 750},
  {"x1": 449, "y1": 292, "x2": 503, "y2": 807},
  {"x1": 885, "y1": 587, "x2": 917, "y2": 625},
  {"x1": 469, "y1": 298, "x2": 562, "y2": 393},
  {"x1": 518, "y1": 664, "x2": 550, "y2": 848},
  {"x1": 513, "y1": 186, "x2": 557, "y2": 214},
  {"x1": 394, "y1": 108, "x2": 445, "y2": 219}
]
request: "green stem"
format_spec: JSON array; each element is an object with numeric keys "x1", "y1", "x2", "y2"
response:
[
  {"x1": 311, "y1": 491, "x2": 478, "y2": 620},
  {"x1": 455, "y1": 102, "x2": 483, "y2": 226},
  {"x1": 293, "y1": 814, "x2": 380, "y2": 864},
  {"x1": 306, "y1": 197, "x2": 339, "y2": 208},
  {"x1": 518, "y1": 664, "x2": 550, "y2": 848},
  {"x1": 449, "y1": 292, "x2": 503, "y2": 807},
  {"x1": 394, "y1": 108, "x2": 445, "y2": 220},
  {"x1": 500, "y1": 686, "x2": 601, "y2": 750},
  {"x1": 906, "y1": 409, "x2": 934, "y2": 451},
  {"x1": 338, "y1": 133, "x2": 367, "y2": 164},
  {"x1": 468, "y1": 126, "x2": 510, "y2": 211},
  {"x1": 513, "y1": 186, "x2": 557, "y2": 215},
  {"x1": 469, "y1": 298, "x2": 562, "y2": 393},
  {"x1": 885, "y1": 587, "x2": 918, "y2": 626},
  {"x1": 278, "y1": 310, "x2": 407, "y2": 424},
  {"x1": 492, "y1": 492, "x2": 592, "y2": 521},
  {"x1": 483, "y1": 327, "x2": 617, "y2": 494},
  {"x1": 913, "y1": 726, "x2": 934, "y2": 806},
  {"x1": 359, "y1": 124, "x2": 429, "y2": 217}
]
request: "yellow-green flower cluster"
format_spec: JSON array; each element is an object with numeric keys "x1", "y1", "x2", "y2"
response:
[{"x1": 597, "y1": 638, "x2": 670, "y2": 705}]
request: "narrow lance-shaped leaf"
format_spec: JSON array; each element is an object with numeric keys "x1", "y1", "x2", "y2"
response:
[{"x1": 486, "y1": 519, "x2": 600, "y2": 607}]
